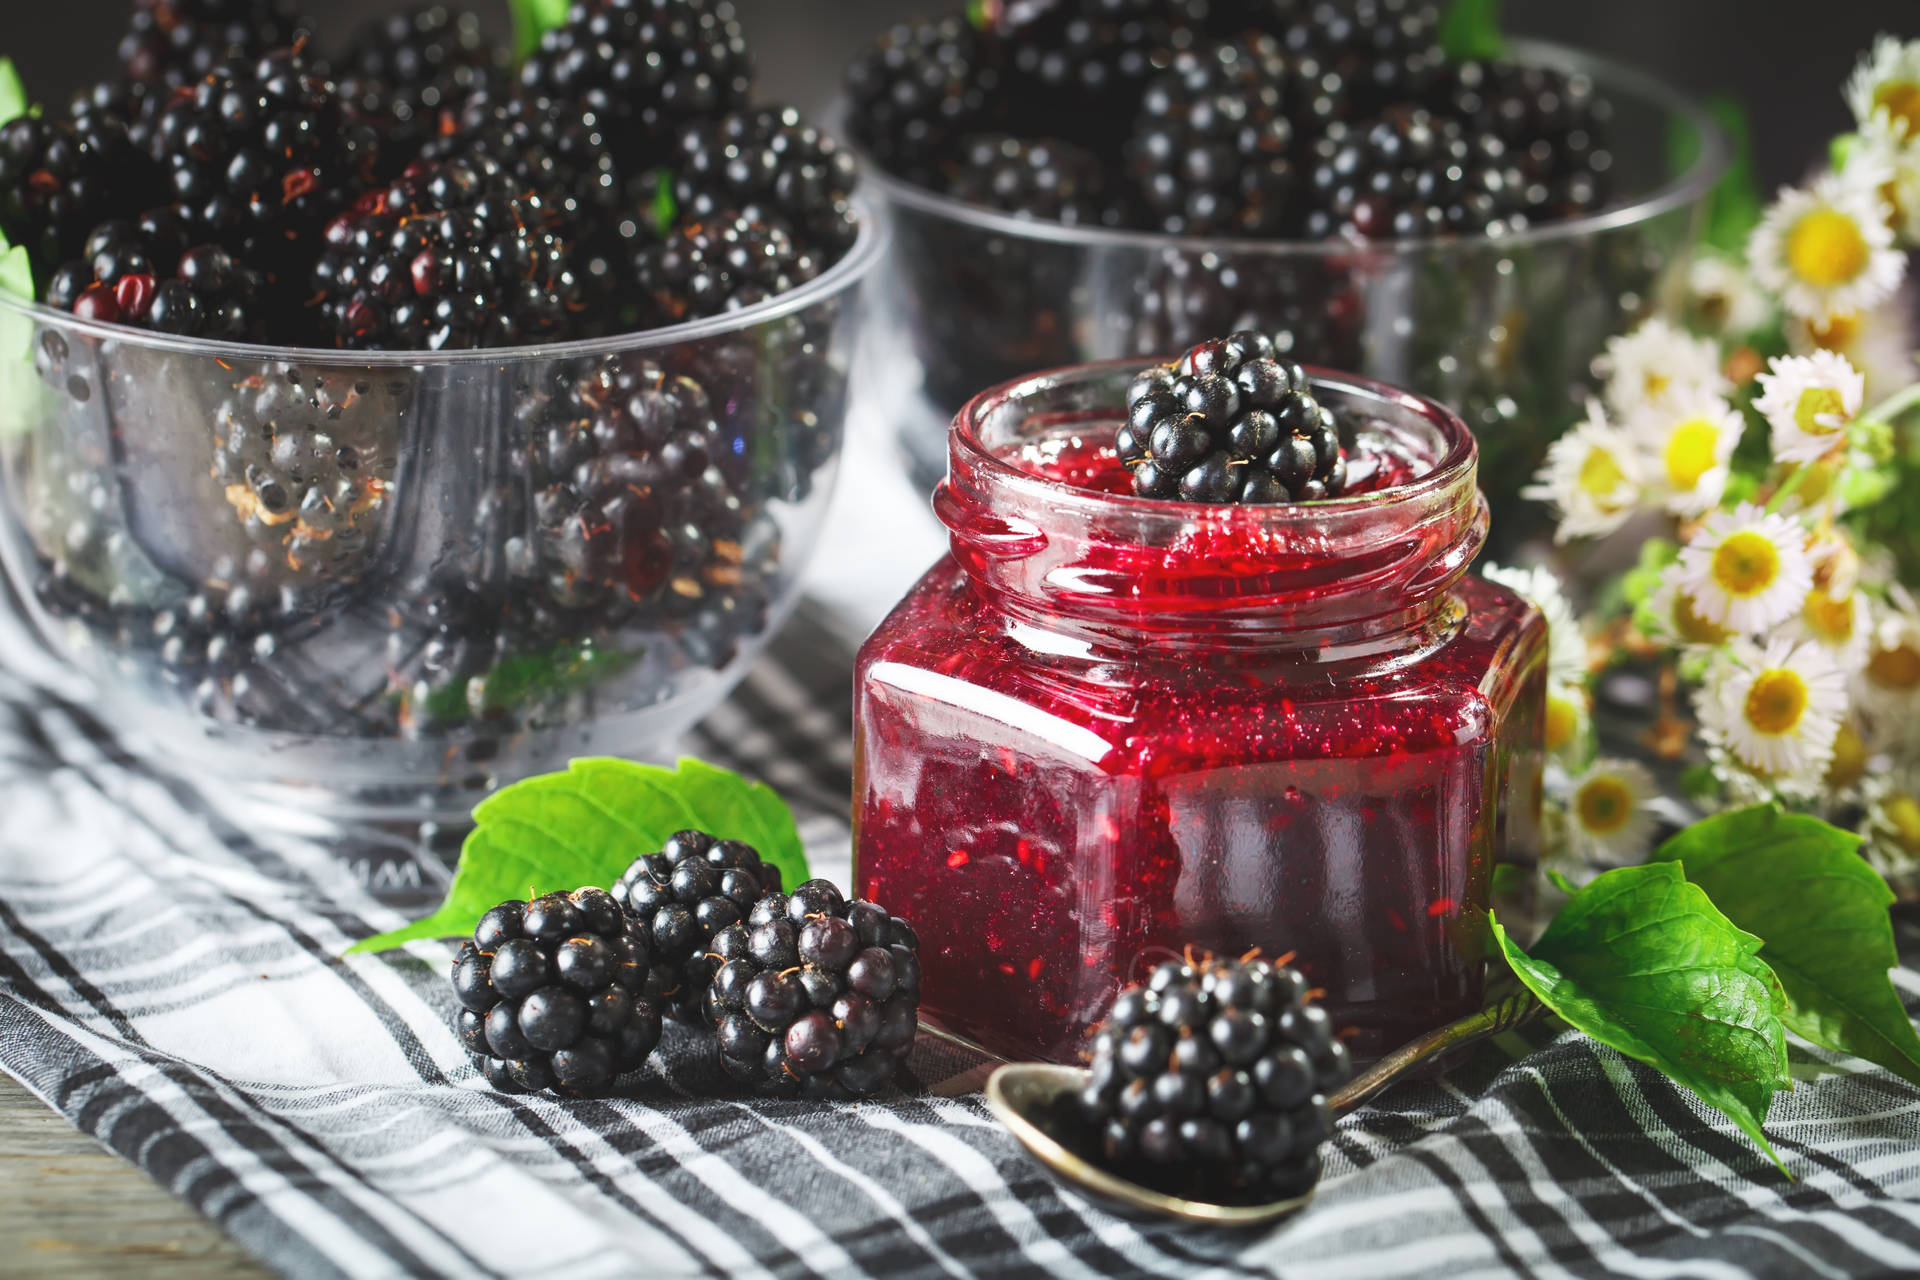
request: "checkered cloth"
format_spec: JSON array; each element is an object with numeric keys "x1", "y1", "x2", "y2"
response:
[{"x1": 3, "y1": 592, "x2": 1920, "y2": 1280}]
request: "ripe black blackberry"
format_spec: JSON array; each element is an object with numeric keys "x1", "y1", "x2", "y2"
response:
[
  {"x1": 667, "y1": 107, "x2": 860, "y2": 259},
  {"x1": 148, "y1": 49, "x2": 382, "y2": 275},
  {"x1": 336, "y1": 4, "x2": 508, "y2": 158},
  {"x1": 312, "y1": 153, "x2": 580, "y2": 350},
  {"x1": 1000, "y1": 0, "x2": 1203, "y2": 150},
  {"x1": 520, "y1": 0, "x2": 752, "y2": 168},
  {"x1": 1123, "y1": 330, "x2": 1346, "y2": 503},
  {"x1": 45, "y1": 210, "x2": 263, "y2": 340},
  {"x1": 1306, "y1": 108, "x2": 1471, "y2": 240},
  {"x1": 451, "y1": 889, "x2": 664, "y2": 1096},
  {"x1": 1077, "y1": 955, "x2": 1349, "y2": 1203},
  {"x1": 1279, "y1": 0, "x2": 1444, "y2": 114},
  {"x1": 701, "y1": 879, "x2": 921, "y2": 1099},
  {"x1": 633, "y1": 210, "x2": 818, "y2": 323},
  {"x1": 842, "y1": 15, "x2": 999, "y2": 186},
  {"x1": 1127, "y1": 36, "x2": 1297, "y2": 237},
  {"x1": 612, "y1": 830, "x2": 784, "y2": 1021},
  {"x1": 1440, "y1": 60, "x2": 1614, "y2": 218},
  {"x1": 0, "y1": 112, "x2": 164, "y2": 273},
  {"x1": 117, "y1": 0, "x2": 312, "y2": 89},
  {"x1": 387, "y1": 579, "x2": 593, "y2": 734},
  {"x1": 943, "y1": 134, "x2": 1122, "y2": 227}
]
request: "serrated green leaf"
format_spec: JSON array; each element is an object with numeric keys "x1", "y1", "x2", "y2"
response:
[
  {"x1": 0, "y1": 60, "x2": 25, "y2": 130},
  {"x1": 1654, "y1": 805, "x2": 1920, "y2": 1089},
  {"x1": 509, "y1": 0, "x2": 572, "y2": 63},
  {"x1": 349, "y1": 757, "x2": 810, "y2": 953},
  {"x1": 1492, "y1": 862, "x2": 1790, "y2": 1172},
  {"x1": 1439, "y1": 0, "x2": 1505, "y2": 62}
]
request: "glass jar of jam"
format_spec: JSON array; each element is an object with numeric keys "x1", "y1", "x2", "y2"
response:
[{"x1": 852, "y1": 360, "x2": 1546, "y2": 1065}]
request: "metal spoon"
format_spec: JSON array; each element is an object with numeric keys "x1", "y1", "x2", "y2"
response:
[{"x1": 984, "y1": 990, "x2": 1541, "y2": 1226}]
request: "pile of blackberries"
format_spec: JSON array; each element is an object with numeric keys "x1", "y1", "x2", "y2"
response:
[
  {"x1": 0, "y1": 1, "x2": 860, "y2": 347},
  {"x1": 453, "y1": 830, "x2": 921, "y2": 1100},
  {"x1": 847, "y1": 0, "x2": 1613, "y2": 241}
]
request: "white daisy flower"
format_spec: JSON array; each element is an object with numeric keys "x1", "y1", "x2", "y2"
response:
[
  {"x1": 1521, "y1": 403, "x2": 1645, "y2": 543},
  {"x1": 1700, "y1": 638, "x2": 1848, "y2": 784},
  {"x1": 1785, "y1": 293, "x2": 1919, "y2": 403},
  {"x1": 1790, "y1": 581, "x2": 1871, "y2": 670},
  {"x1": 1824, "y1": 720, "x2": 1874, "y2": 796},
  {"x1": 1644, "y1": 560, "x2": 1735, "y2": 650},
  {"x1": 1563, "y1": 758, "x2": 1659, "y2": 866},
  {"x1": 1594, "y1": 317, "x2": 1730, "y2": 419},
  {"x1": 1674, "y1": 504, "x2": 1814, "y2": 634},
  {"x1": 1862, "y1": 768, "x2": 1920, "y2": 883},
  {"x1": 1480, "y1": 562, "x2": 1586, "y2": 691},
  {"x1": 1543, "y1": 683, "x2": 1590, "y2": 759},
  {"x1": 1629, "y1": 392, "x2": 1744, "y2": 516},
  {"x1": 1748, "y1": 170, "x2": 1904, "y2": 322},
  {"x1": 1847, "y1": 34, "x2": 1920, "y2": 143},
  {"x1": 1687, "y1": 252, "x2": 1775, "y2": 335},
  {"x1": 1863, "y1": 585, "x2": 1920, "y2": 706},
  {"x1": 1752, "y1": 350, "x2": 1866, "y2": 465},
  {"x1": 1843, "y1": 114, "x2": 1920, "y2": 243}
]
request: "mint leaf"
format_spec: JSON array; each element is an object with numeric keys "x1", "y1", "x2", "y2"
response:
[
  {"x1": 508, "y1": 0, "x2": 571, "y2": 63},
  {"x1": 1439, "y1": 0, "x2": 1505, "y2": 62},
  {"x1": 1654, "y1": 805, "x2": 1920, "y2": 1089},
  {"x1": 1491, "y1": 862, "x2": 1790, "y2": 1171},
  {"x1": 0, "y1": 60, "x2": 25, "y2": 130},
  {"x1": 350, "y1": 757, "x2": 810, "y2": 953}
]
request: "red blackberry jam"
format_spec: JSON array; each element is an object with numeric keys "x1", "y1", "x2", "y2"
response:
[{"x1": 853, "y1": 360, "x2": 1545, "y2": 1065}]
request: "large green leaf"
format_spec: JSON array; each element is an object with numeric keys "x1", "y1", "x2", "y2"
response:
[
  {"x1": 1491, "y1": 862, "x2": 1791, "y2": 1171},
  {"x1": 349, "y1": 757, "x2": 810, "y2": 953},
  {"x1": 1654, "y1": 805, "x2": 1920, "y2": 1089}
]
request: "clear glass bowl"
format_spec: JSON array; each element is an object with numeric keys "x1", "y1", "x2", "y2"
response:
[
  {"x1": 860, "y1": 40, "x2": 1728, "y2": 553},
  {"x1": 0, "y1": 207, "x2": 885, "y2": 830}
]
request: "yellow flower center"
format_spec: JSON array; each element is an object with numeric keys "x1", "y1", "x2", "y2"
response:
[
  {"x1": 1826, "y1": 723, "x2": 1868, "y2": 790},
  {"x1": 1663, "y1": 418, "x2": 1721, "y2": 490},
  {"x1": 1786, "y1": 209, "x2": 1871, "y2": 288},
  {"x1": 1793, "y1": 386, "x2": 1848, "y2": 435},
  {"x1": 1802, "y1": 587, "x2": 1857, "y2": 646},
  {"x1": 1575, "y1": 776, "x2": 1636, "y2": 836},
  {"x1": 1869, "y1": 640, "x2": 1920, "y2": 690},
  {"x1": 1544, "y1": 693, "x2": 1581, "y2": 753},
  {"x1": 1744, "y1": 668, "x2": 1810, "y2": 736},
  {"x1": 1885, "y1": 795, "x2": 1920, "y2": 852},
  {"x1": 1644, "y1": 371, "x2": 1671, "y2": 400},
  {"x1": 1671, "y1": 589, "x2": 1732, "y2": 645},
  {"x1": 1711, "y1": 530, "x2": 1783, "y2": 598},
  {"x1": 1577, "y1": 445, "x2": 1627, "y2": 502},
  {"x1": 1809, "y1": 312, "x2": 1861, "y2": 350},
  {"x1": 1873, "y1": 80, "x2": 1920, "y2": 136}
]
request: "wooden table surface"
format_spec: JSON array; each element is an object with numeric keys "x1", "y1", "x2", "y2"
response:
[{"x1": 0, "y1": 1073, "x2": 266, "y2": 1278}]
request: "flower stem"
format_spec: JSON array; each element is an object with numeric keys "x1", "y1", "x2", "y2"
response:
[{"x1": 1864, "y1": 380, "x2": 1920, "y2": 426}]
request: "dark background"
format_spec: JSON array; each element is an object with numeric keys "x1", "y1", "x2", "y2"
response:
[{"x1": 9, "y1": 1, "x2": 1910, "y2": 188}]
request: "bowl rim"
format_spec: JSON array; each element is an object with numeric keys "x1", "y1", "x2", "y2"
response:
[
  {"x1": 855, "y1": 36, "x2": 1731, "y2": 257},
  {"x1": 0, "y1": 195, "x2": 891, "y2": 367}
]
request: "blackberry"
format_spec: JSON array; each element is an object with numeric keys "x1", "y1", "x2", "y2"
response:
[
  {"x1": 612, "y1": 830, "x2": 784, "y2": 1021},
  {"x1": 1000, "y1": 0, "x2": 1202, "y2": 149},
  {"x1": 1280, "y1": 0, "x2": 1444, "y2": 113},
  {"x1": 520, "y1": 0, "x2": 752, "y2": 169},
  {"x1": 149, "y1": 49, "x2": 382, "y2": 278},
  {"x1": 1304, "y1": 108, "x2": 1522, "y2": 240},
  {"x1": 45, "y1": 210, "x2": 263, "y2": 340},
  {"x1": 117, "y1": 0, "x2": 312, "y2": 89},
  {"x1": 701, "y1": 879, "x2": 921, "y2": 1099},
  {"x1": 1440, "y1": 60, "x2": 1614, "y2": 218},
  {"x1": 1122, "y1": 330, "x2": 1346, "y2": 503},
  {"x1": 336, "y1": 5, "x2": 508, "y2": 158},
  {"x1": 451, "y1": 889, "x2": 664, "y2": 1096},
  {"x1": 0, "y1": 112, "x2": 164, "y2": 273},
  {"x1": 842, "y1": 15, "x2": 998, "y2": 185},
  {"x1": 388, "y1": 580, "x2": 591, "y2": 734},
  {"x1": 1076, "y1": 955, "x2": 1349, "y2": 1203},
  {"x1": 666, "y1": 107, "x2": 860, "y2": 260},
  {"x1": 633, "y1": 210, "x2": 818, "y2": 323},
  {"x1": 1127, "y1": 36, "x2": 1296, "y2": 236},
  {"x1": 943, "y1": 133, "x2": 1121, "y2": 227},
  {"x1": 312, "y1": 153, "x2": 580, "y2": 350}
]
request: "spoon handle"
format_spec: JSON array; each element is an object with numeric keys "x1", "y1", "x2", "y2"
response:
[{"x1": 1328, "y1": 990, "x2": 1541, "y2": 1113}]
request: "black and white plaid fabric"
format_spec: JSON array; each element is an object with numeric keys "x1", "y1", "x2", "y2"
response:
[{"x1": 2, "y1": 592, "x2": 1919, "y2": 1280}]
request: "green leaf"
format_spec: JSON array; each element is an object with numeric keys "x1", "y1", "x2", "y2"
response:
[
  {"x1": 349, "y1": 758, "x2": 811, "y2": 953},
  {"x1": 649, "y1": 168, "x2": 677, "y2": 237},
  {"x1": 1679, "y1": 763, "x2": 1722, "y2": 803},
  {"x1": 410, "y1": 639, "x2": 639, "y2": 726},
  {"x1": 0, "y1": 243, "x2": 29, "y2": 300},
  {"x1": 1439, "y1": 0, "x2": 1506, "y2": 61},
  {"x1": 1654, "y1": 805, "x2": 1920, "y2": 1089},
  {"x1": 1671, "y1": 96, "x2": 1762, "y2": 255},
  {"x1": 0, "y1": 60, "x2": 25, "y2": 130},
  {"x1": 508, "y1": 0, "x2": 571, "y2": 63},
  {"x1": 1491, "y1": 862, "x2": 1791, "y2": 1172}
]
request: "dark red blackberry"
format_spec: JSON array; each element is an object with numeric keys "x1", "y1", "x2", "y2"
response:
[
  {"x1": 701, "y1": 880, "x2": 921, "y2": 1099},
  {"x1": 666, "y1": 107, "x2": 860, "y2": 260},
  {"x1": 633, "y1": 210, "x2": 818, "y2": 323},
  {"x1": 1440, "y1": 60, "x2": 1614, "y2": 218},
  {"x1": 44, "y1": 209, "x2": 263, "y2": 340},
  {"x1": 1279, "y1": 0, "x2": 1443, "y2": 113},
  {"x1": 1127, "y1": 36, "x2": 1297, "y2": 236},
  {"x1": 336, "y1": 5, "x2": 508, "y2": 159},
  {"x1": 612, "y1": 830, "x2": 784, "y2": 1021},
  {"x1": 0, "y1": 112, "x2": 164, "y2": 274},
  {"x1": 451, "y1": 889, "x2": 664, "y2": 1096},
  {"x1": 942, "y1": 133, "x2": 1124, "y2": 227},
  {"x1": 1123, "y1": 330, "x2": 1346, "y2": 503},
  {"x1": 1305, "y1": 107, "x2": 1528, "y2": 240},
  {"x1": 520, "y1": 0, "x2": 752, "y2": 168},
  {"x1": 842, "y1": 15, "x2": 999, "y2": 185},
  {"x1": 149, "y1": 49, "x2": 382, "y2": 277},
  {"x1": 312, "y1": 153, "x2": 580, "y2": 350},
  {"x1": 117, "y1": 0, "x2": 312, "y2": 89},
  {"x1": 1076, "y1": 955, "x2": 1349, "y2": 1204}
]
